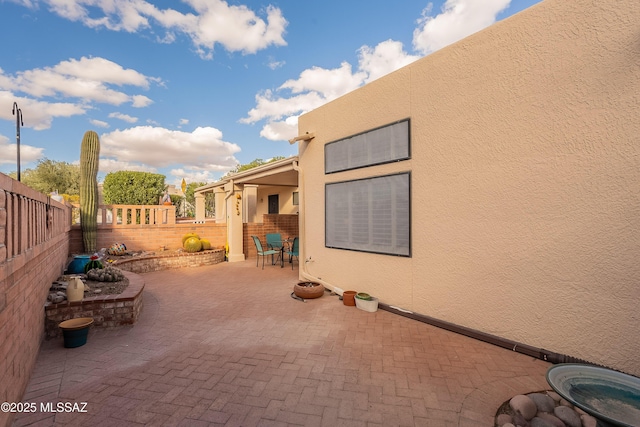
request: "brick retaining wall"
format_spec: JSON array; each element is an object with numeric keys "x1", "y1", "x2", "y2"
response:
[
  {"x1": 44, "y1": 250, "x2": 225, "y2": 338},
  {"x1": 44, "y1": 270, "x2": 144, "y2": 339},
  {"x1": 114, "y1": 249, "x2": 225, "y2": 273}
]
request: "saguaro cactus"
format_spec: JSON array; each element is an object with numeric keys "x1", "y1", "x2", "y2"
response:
[{"x1": 80, "y1": 130, "x2": 100, "y2": 253}]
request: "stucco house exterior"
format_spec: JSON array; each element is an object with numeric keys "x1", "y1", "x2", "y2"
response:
[{"x1": 291, "y1": 0, "x2": 639, "y2": 377}]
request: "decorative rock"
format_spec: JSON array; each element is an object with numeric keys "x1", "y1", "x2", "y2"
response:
[
  {"x1": 510, "y1": 395, "x2": 537, "y2": 420},
  {"x1": 554, "y1": 405, "x2": 581, "y2": 427},
  {"x1": 512, "y1": 412, "x2": 528, "y2": 427},
  {"x1": 47, "y1": 293, "x2": 65, "y2": 304},
  {"x1": 546, "y1": 391, "x2": 561, "y2": 402},
  {"x1": 527, "y1": 393, "x2": 556, "y2": 413},
  {"x1": 536, "y1": 412, "x2": 565, "y2": 427},
  {"x1": 496, "y1": 413, "x2": 513, "y2": 426},
  {"x1": 580, "y1": 413, "x2": 597, "y2": 427},
  {"x1": 559, "y1": 398, "x2": 572, "y2": 407},
  {"x1": 530, "y1": 417, "x2": 556, "y2": 427}
]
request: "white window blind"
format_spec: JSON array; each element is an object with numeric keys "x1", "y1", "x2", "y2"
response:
[
  {"x1": 325, "y1": 119, "x2": 410, "y2": 173},
  {"x1": 326, "y1": 173, "x2": 410, "y2": 256}
]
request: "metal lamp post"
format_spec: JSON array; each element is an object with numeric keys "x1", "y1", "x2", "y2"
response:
[{"x1": 12, "y1": 102, "x2": 23, "y2": 181}]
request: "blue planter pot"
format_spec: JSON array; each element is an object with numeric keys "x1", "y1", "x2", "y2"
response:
[
  {"x1": 59, "y1": 318, "x2": 94, "y2": 348},
  {"x1": 67, "y1": 255, "x2": 90, "y2": 274}
]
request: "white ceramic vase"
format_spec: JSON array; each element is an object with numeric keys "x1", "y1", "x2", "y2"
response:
[{"x1": 66, "y1": 277, "x2": 84, "y2": 302}]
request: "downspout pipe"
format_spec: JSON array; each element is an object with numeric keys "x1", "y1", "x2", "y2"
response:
[
  {"x1": 224, "y1": 179, "x2": 235, "y2": 257},
  {"x1": 291, "y1": 161, "x2": 339, "y2": 293},
  {"x1": 379, "y1": 304, "x2": 598, "y2": 365}
]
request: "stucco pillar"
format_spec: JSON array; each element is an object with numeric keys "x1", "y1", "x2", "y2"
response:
[
  {"x1": 226, "y1": 182, "x2": 245, "y2": 262},
  {"x1": 214, "y1": 188, "x2": 226, "y2": 223},
  {"x1": 194, "y1": 192, "x2": 205, "y2": 221},
  {"x1": 244, "y1": 185, "x2": 258, "y2": 223}
]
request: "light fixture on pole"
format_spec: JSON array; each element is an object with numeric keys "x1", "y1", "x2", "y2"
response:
[{"x1": 12, "y1": 102, "x2": 23, "y2": 181}]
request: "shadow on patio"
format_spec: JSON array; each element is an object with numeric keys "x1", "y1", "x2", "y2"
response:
[{"x1": 14, "y1": 261, "x2": 550, "y2": 426}]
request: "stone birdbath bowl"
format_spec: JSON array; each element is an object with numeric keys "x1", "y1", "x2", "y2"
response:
[{"x1": 546, "y1": 364, "x2": 640, "y2": 427}]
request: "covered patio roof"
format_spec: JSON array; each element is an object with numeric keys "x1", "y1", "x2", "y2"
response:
[{"x1": 196, "y1": 156, "x2": 299, "y2": 194}]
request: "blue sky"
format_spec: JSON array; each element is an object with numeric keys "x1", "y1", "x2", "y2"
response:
[{"x1": 0, "y1": 0, "x2": 540, "y2": 186}]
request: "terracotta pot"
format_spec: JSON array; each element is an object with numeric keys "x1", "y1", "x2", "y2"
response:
[
  {"x1": 293, "y1": 282, "x2": 324, "y2": 299},
  {"x1": 343, "y1": 290, "x2": 356, "y2": 306}
]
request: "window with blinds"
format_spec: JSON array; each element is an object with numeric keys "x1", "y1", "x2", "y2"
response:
[
  {"x1": 325, "y1": 119, "x2": 410, "y2": 173},
  {"x1": 325, "y1": 172, "x2": 411, "y2": 256}
]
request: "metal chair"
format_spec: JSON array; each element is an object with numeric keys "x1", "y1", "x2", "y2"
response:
[
  {"x1": 285, "y1": 237, "x2": 299, "y2": 269},
  {"x1": 251, "y1": 236, "x2": 279, "y2": 269},
  {"x1": 265, "y1": 233, "x2": 283, "y2": 266}
]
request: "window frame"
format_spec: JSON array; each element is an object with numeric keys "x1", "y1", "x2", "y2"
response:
[
  {"x1": 324, "y1": 118, "x2": 411, "y2": 174},
  {"x1": 324, "y1": 171, "x2": 412, "y2": 257}
]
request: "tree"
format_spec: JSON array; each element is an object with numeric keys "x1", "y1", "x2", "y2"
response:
[
  {"x1": 103, "y1": 171, "x2": 166, "y2": 205},
  {"x1": 8, "y1": 158, "x2": 80, "y2": 195},
  {"x1": 184, "y1": 182, "x2": 214, "y2": 218}
]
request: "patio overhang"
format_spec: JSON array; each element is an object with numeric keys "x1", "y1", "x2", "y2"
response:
[{"x1": 195, "y1": 156, "x2": 299, "y2": 195}]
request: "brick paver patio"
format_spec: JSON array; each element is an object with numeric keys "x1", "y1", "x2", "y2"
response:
[{"x1": 14, "y1": 261, "x2": 550, "y2": 426}]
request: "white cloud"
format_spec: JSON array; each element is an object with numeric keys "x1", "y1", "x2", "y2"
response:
[
  {"x1": 90, "y1": 119, "x2": 109, "y2": 128},
  {"x1": 98, "y1": 158, "x2": 158, "y2": 174},
  {"x1": 38, "y1": 0, "x2": 288, "y2": 59},
  {"x1": 0, "y1": 133, "x2": 45, "y2": 165},
  {"x1": 243, "y1": 0, "x2": 512, "y2": 142},
  {"x1": 413, "y1": 0, "x2": 511, "y2": 55},
  {"x1": 99, "y1": 126, "x2": 240, "y2": 173},
  {"x1": 53, "y1": 56, "x2": 154, "y2": 87},
  {"x1": 267, "y1": 58, "x2": 285, "y2": 70},
  {"x1": 259, "y1": 115, "x2": 298, "y2": 141},
  {"x1": 1, "y1": 57, "x2": 160, "y2": 107},
  {"x1": 280, "y1": 62, "x2": 365, "y2": 99},
  {"x1": 131, "y1": 95, "x2": 153, "y2": 108},
  {"x1": 108, "y1": 112, "x2": 138, "y2": 123},
  {"x1": 0, "y1": 91, "x2": 86, "y2": 130},
  {"x1": 358, "y1": 40, "x2": 420, "y2": 84},
  {"x1": 242, "y1": 90, "x2": 324, "y2": 125},
  {"x1": 0, "y1": 57, "x2": 159, "y2": 129},
  {"x1": 6, "y1": 0, "x2": 37, "y2": 7},
  {"x1": 179, "y1": 118, "x2": 189, "y2": 125},
  {"x1": 242, "y1": 41, "x2": 418, "y2": 141},
  {"x1": 167, "y1": 168, "x2": 218, "y2": 187}
]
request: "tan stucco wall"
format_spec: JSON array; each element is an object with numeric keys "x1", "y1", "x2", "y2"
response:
[
  {"x1": 297, "y1": 0, "x2": 640, "y2": 376},
  {"x1": 256, "y1": 186, "x2": 299, "y2": 219}
]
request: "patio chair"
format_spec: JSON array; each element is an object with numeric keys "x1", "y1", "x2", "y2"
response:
[
  {"x1": 285, "y1": 237, "x2": 299, "y2": 269},
  {"x1": 265, "y1": 233, "x2": 283, "y2": 265},
  {"x1": 251, "y1": 236, "x2": 279, "y2": 269}
]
